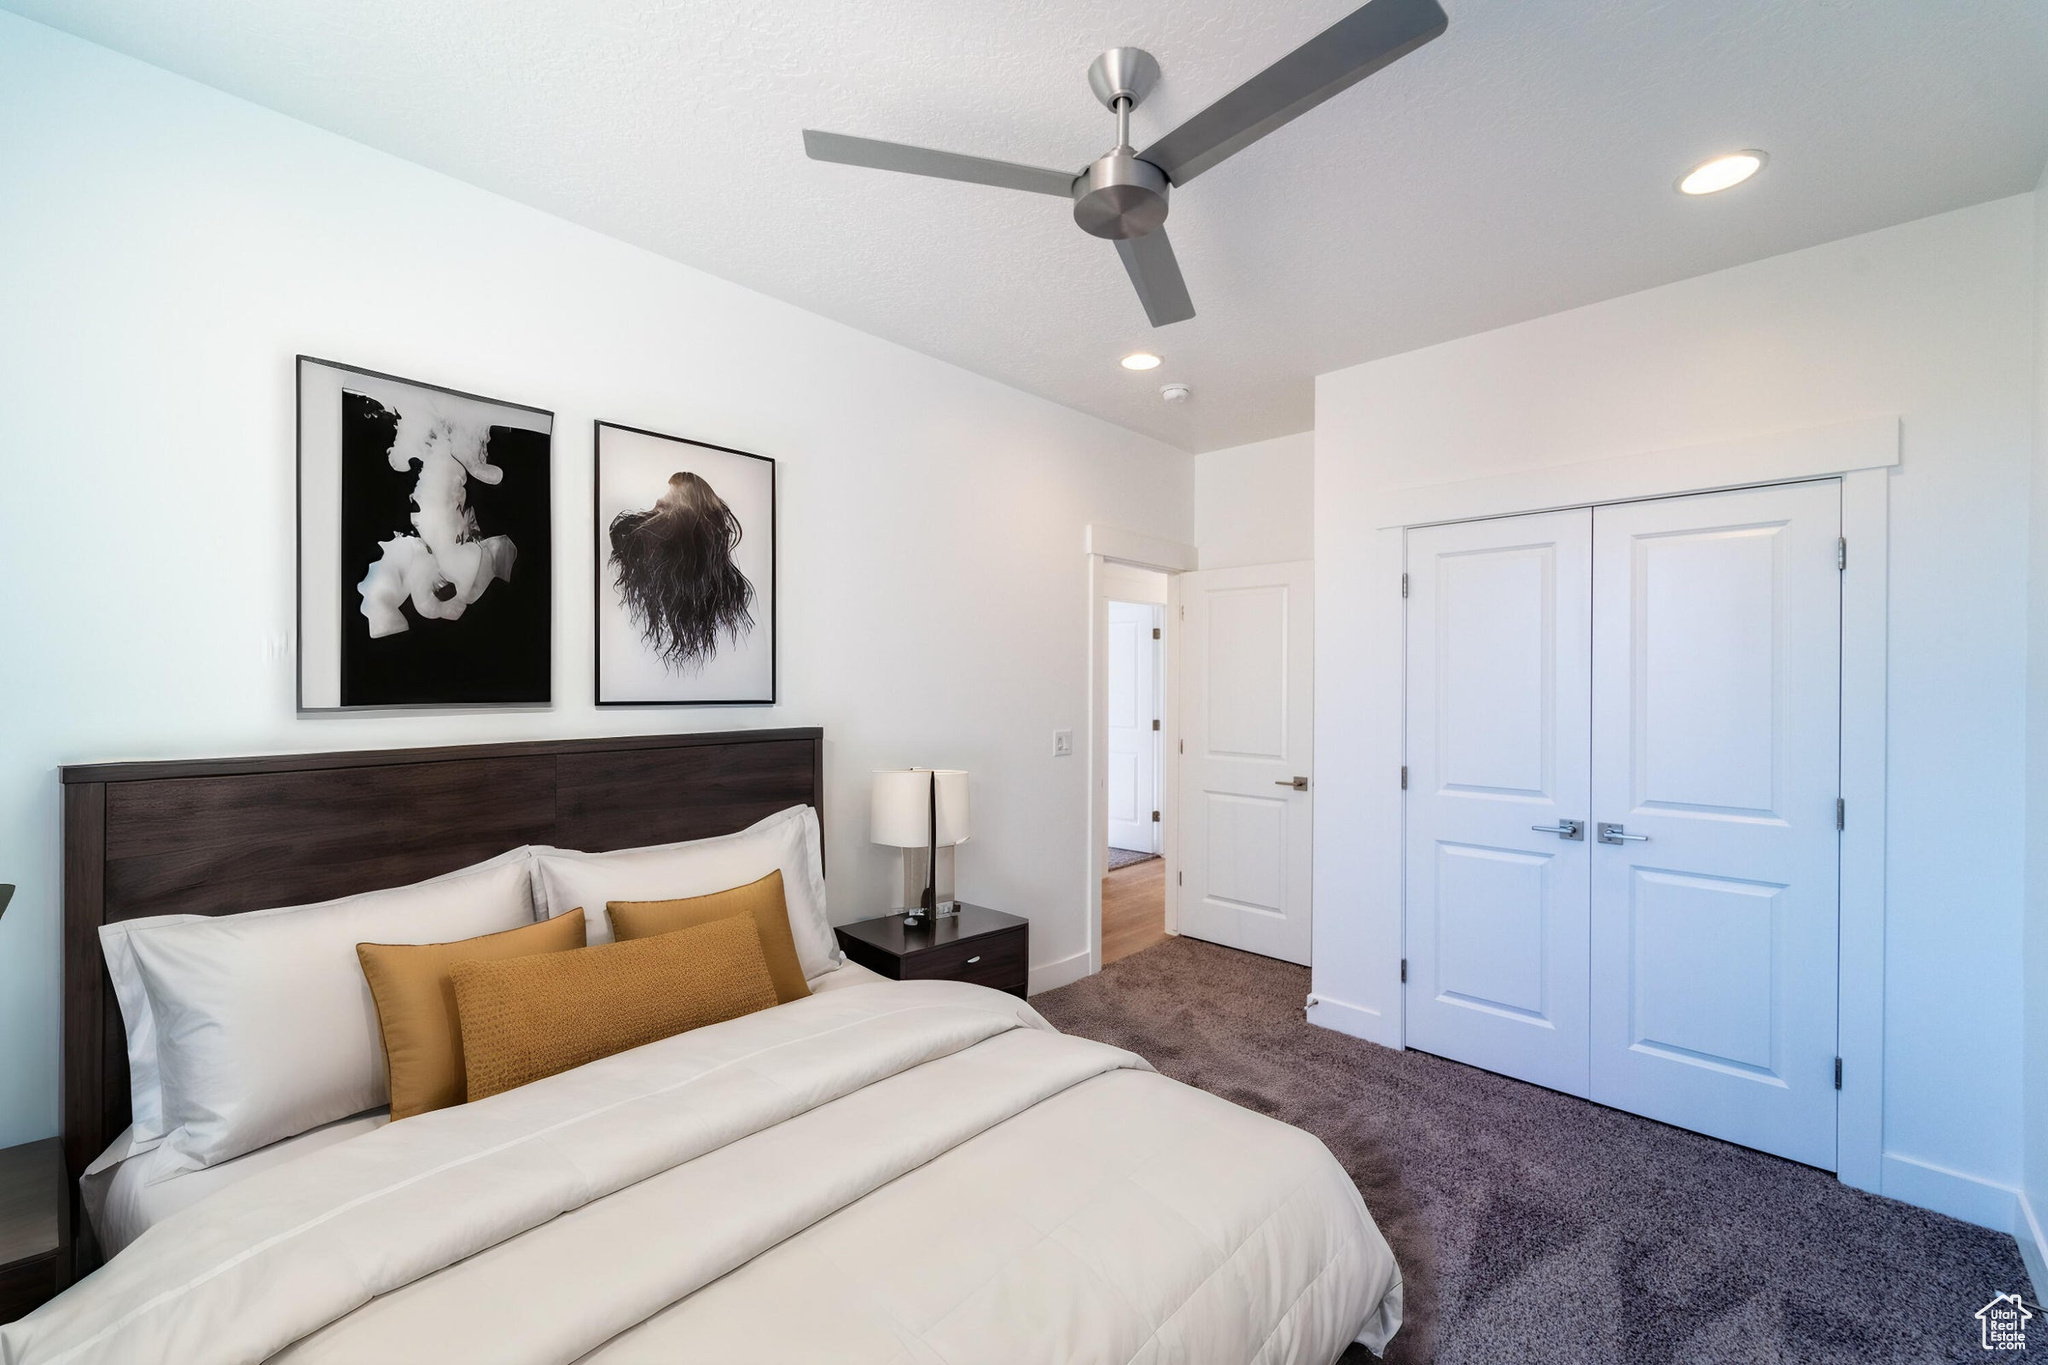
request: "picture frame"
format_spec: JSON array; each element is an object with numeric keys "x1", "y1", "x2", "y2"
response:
[
  {"x1": 593, "y1": 420, "x2": 777, "y2": 706},
  {"x1": 296, "y1": 356, "x2": 554, "y2": 711}
]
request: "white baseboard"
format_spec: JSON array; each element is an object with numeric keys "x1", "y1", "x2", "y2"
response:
[
  {"x1": 1027, "y1": 949, "x2": 1092, "y2": 996},
  {"x1": 2016, "y1": 1187, "x2": 2048, "y2": 1305},
  {"x1": 1880, "y1": 1153, "x2": 2021, "y2": 1234},
  {"x1": 1305, "y1": 994, "x2": 1397, "y2": 1048}
]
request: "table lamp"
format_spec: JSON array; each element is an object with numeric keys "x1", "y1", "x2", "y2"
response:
[{"x1": 871, "y1": 769, "x2": 969, "y2": 928}]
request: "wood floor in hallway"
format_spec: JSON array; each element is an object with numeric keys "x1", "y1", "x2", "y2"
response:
[{"x1": 1101, "y1": 856, "x2": 1166, "y2": 966}]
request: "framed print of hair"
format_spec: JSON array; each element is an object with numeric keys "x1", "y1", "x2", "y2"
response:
[
  {"x1": 297, "y1": 357, "x2": 553, "y2": 710},
  {"x1": 594, "y1": 421, "x2": 776, "y2": 706}
]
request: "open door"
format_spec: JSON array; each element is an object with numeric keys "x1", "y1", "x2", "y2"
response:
[
  {"x1": 1177, "y1": 561, "x2": 1314, "y2": 964},
  {"x1": 1106, "y1": 602, "x2": 1162, "y2": 853}
]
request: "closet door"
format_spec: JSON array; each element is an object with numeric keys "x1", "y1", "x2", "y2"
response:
[
  {"x1": 1404, "y1": 510, "x2": 1593, "y2": 1096},
  {"x1": 1588, "y1": 482, "x2": 1841, "y2": 1168}
]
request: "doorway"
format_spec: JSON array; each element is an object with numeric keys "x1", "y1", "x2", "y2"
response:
[{"x1": 1101, "y1": 566, "x2": 1169, "y2": 966}]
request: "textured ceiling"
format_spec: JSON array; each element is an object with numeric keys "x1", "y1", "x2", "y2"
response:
[{"x1": 10, "y1": 0, "x2": 2048, "y2": 451}]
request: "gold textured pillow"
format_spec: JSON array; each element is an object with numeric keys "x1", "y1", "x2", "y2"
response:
[
  {"x1": 357, "y1": 909, "x2": 587, "y2": 1121},
  {"x1": 607, "y1": 869, "x2": 811, "y2": 1005},
  {"x1": 452, "y1": 913, "x2": 778, "y2": 1103}
]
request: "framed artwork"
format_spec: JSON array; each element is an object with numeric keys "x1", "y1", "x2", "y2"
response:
[
  {"x1": 297, "y1": 356, "x2": 553, "y2": 710},
  {"x1": 594, "y1": 421, "x2": 776, "y2": 706}
]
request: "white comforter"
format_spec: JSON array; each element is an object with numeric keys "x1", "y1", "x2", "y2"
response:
[{"x1": 4, "y1": 980, "x2": 1401, "y2": 1365}]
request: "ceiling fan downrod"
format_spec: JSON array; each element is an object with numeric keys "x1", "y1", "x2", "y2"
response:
[{"x1": 1072, "y1": 47, "x2": 1169, "y2": 241}]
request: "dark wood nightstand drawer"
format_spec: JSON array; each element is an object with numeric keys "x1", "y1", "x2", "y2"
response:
[
  {"x1": 900, "y1": 926, "x2": 1026, "y2": 992},
  {"x1": 835, "y1": 905, "x2": 1030, "y2": 998},
  {"x1": 0, "y1": 1251, "x2": 59, "y2": 1324},
  {"x1": 0, "y1": 1138, "x2": 68, "y2": 1324}
]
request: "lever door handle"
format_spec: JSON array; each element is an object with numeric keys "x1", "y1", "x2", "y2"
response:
[
  {"x1": 1597, "y1": 823, "x2": 1649, "y2": 844},
  {"x1": 1530, "y1": 819, "x2": 1584, "y2": 841},
  {"x1": 1274, "y1": 776, "x2": 1309, "y2": 790}
]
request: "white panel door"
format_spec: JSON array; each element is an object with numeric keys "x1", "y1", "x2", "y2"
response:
[
  {"x1": 1107, "y1": 601, "x2": 1161, "y2": 852},
  {"x1": 1589, "y1": 482, "x2": 1841, "y2": 1168},
  {"x1": 1179, "y1": 562, "x2": 1314, "y2": 964},
  {"x1": 1404, "y1": 510, "x2": 1594, "y2": 1096}
]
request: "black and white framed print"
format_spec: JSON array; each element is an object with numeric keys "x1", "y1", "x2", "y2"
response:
[
  {"x1": 594, "y1": 421, "x2": 776, "y2": 706},
  {"x1": 297, "y1": 357, "x2": 553, "y2": 710}
]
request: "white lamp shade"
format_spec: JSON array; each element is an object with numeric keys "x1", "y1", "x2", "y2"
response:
[{"x1": 870, "y1": 769, "x2": 970, "y2": 848}]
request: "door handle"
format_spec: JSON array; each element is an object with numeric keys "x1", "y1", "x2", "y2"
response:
[
  {"x1": 1274, "y1": 776, "x2": 1308, "y2": 790},
  {"x1": 1597, "y1": 823, "x2": 1649, "y2": 844},
  {"x1": 1530, "y1": 819, "x2": 1584, "y2": 841}
]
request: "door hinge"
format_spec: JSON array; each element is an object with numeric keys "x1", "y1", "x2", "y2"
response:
[
  {"x1": 1401, "y1": 572, "x2": 1409, "y2": 599},
  {"x1": 1178, "y1": 739, "x2": 1184, "y2": 754},
  {"x1": 1400, "y1": 765, "x2": 1409, "y2": 790},
  {"x1": 1178, "y1": 604, "x2": 1185, "y2": 621},
  {"x1": 1152, "y1": 626, "x2": 1160, "y2": 639},
  {"x1": 1400, "y1": 958, "x2": 1408, "y2": 984},
  {"x1": 1834, "y1": 1056, "x2": 1843, "y2": 1090},
  {"x1": 1837, "y1": 537, "x2": 1847, "y2": 571},
  {"x1": 1177, "y1": 871, "x2": 1183, "y2": 886},
  {"x1": 1836, "y1": 797, "x2": 1845, "y2": 831},
  {"x1": 1151, "y1": 810, "x2": 1160, "y2": 823},
  {"x1": 1151, "y1": 718, "x2": 1161, "y2": 731}
]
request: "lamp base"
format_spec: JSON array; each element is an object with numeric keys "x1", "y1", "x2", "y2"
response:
[{"x1": 900, "y1": 846, "x2": 958, "y2": 909}]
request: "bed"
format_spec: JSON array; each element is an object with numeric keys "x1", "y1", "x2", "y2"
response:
[{"x1": 9, "y1": 729, "x2": 1402, "y2": 1364}]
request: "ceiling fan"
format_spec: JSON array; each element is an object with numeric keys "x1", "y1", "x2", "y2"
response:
[{"x1": 802, "y1": 0, "x2": 1448, "y2": 328}]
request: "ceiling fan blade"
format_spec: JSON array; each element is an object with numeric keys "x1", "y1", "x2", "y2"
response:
[
  {"x1": 803, "y1": 130, "x2": 1078, "y2": 198},
  {"x1": 1114, "y1": 228, "x2": 1195, "y2": 327},
  {"x1": 1137, "y1": 0, "x2": 1447, "y2": 187}
]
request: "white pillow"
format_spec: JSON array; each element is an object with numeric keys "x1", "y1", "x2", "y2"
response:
[
  {"x1": 130, "y1": 855, "x2": 535, "y2": 1174},
  {"x1": 100, "y1": 847, "x2": 536, "y2": 1150},
  {"x1": 100, "y1": 913, "x2": 204, "y2": 1147},
  {"x1": 535, "y1": 805, "x2": 835, "y2": 976}
]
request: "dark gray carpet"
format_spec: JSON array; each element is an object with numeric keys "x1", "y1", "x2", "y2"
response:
[
  {"x1": 1032, "y1": 936, "x2": 2033, "y2": 1364},
  {"x1": 1106, "y1": 847, "x2": 1159, "y2": 872}
]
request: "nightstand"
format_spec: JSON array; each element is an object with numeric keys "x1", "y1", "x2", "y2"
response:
[
  {"x1": 0, "y1": 1139, "x2": 69, "y2": 1323},
  {"x1": 835, "y1": 905, "x2": 1029, "y2": 998}
]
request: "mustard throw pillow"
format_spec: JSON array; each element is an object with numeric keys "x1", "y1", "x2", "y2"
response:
[
  {"x1": 607, "y1": 869, "x2": 811, "y2": 1005},
  {"x1": 357, "y1": 909, "x2": 587, "y2": 1121},
  {"x1": 452, "y1": 913, "x2": 778, "y2": 1103}
]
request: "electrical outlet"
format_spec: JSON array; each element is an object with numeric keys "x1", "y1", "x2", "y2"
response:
[{"x1": 1052, "y1": 730, "x2": 1074, "y2": 757}]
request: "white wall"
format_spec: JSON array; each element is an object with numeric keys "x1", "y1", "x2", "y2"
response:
[
  {"x1": 0, "y1": 13, "x2": 1192, "y2": 1148},
  {"x1": 1195, "y1": 432, "x2": 1314, "y2": 569},
  {"x1": 1314, "y1": 195, "x2": 2036, "y2": 1228},
  {"x1": 2025, "y1": 158, "x2": 2048, "y2": 1285}
]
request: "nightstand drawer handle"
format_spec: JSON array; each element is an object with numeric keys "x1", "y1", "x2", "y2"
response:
[{"x1": 967, "y1": 955, "x2": 981, "y2": 964}]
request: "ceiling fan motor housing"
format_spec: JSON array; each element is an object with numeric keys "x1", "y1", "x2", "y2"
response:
[{"x1": 1073, "y1": 151, "x2": 1169, "y2": 240}]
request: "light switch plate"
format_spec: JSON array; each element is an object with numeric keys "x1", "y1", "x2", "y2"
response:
[{"x1": 1052, "y1": 730, "x2": 1074, "y2": 757}]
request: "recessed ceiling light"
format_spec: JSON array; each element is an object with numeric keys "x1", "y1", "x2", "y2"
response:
[
  {"x1": 1120, "y1": 351, "x2": 1163, "y2": 371},
  {"x1": 1678, "y1": 151, "x2": 1766, "y2": 196}
]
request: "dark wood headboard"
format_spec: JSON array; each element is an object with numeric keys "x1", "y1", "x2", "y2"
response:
[{"x1": 59, "y1": 727, "x2": 823, "y2": 1199}]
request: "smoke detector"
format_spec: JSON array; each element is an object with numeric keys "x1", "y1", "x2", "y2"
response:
[{"x1": 1160, "y1": 383, "x2": 1192, "y2": 404}]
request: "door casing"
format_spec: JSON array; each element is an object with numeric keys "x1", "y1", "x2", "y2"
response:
[{"x1": 1084, "y1": 529, "x2": 1197, "y2": 986}]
